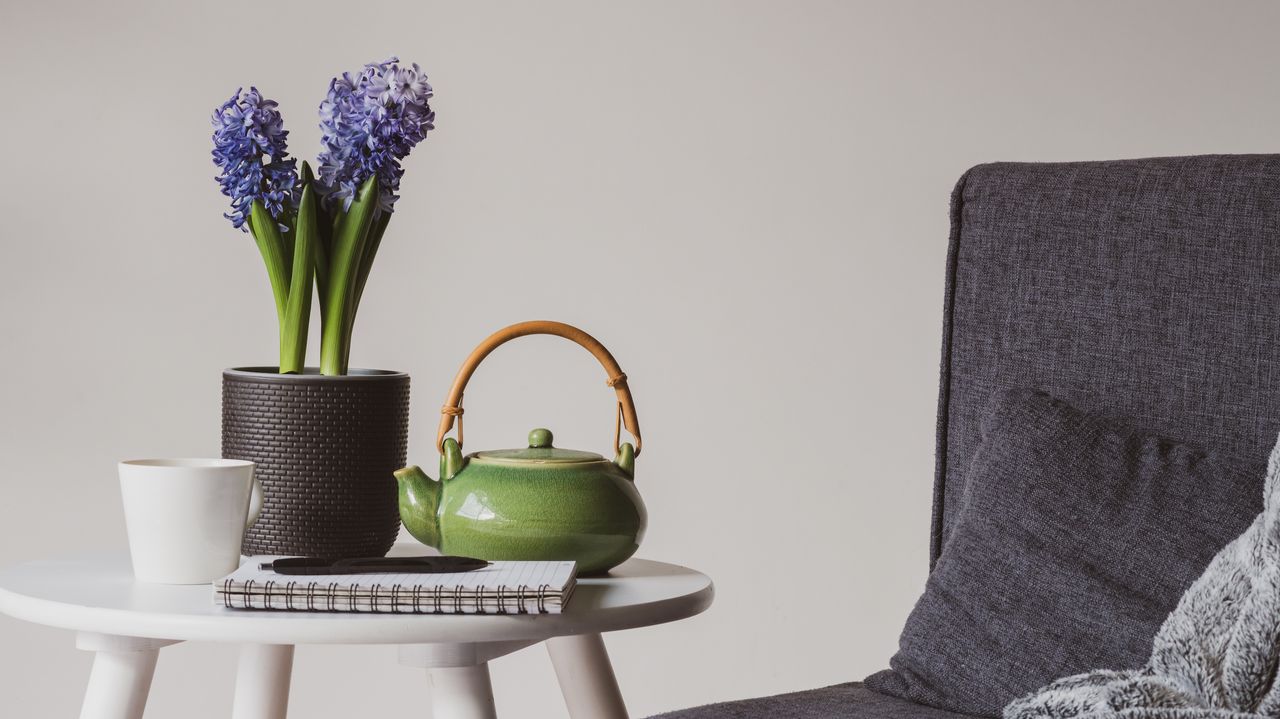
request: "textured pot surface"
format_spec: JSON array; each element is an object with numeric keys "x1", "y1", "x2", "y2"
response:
[{"x1": 222, "y1": 368, "x2": 409, "y2": 557}]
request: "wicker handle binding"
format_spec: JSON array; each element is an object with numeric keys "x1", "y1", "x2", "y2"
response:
[{"x1": 436, "y1": 321, "x2": 642, "y2": 456}]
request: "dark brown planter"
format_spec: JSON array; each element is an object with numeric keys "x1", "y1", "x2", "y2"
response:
[{"x1": 222, "y1": 367, "x2": 410, "y2": 557}]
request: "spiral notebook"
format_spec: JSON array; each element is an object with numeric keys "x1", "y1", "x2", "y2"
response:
[{"x1": 215, "y1": 559, "x2": 578, "y2": 614}]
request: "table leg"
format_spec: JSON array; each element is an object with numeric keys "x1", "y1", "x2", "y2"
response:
[
  {"x1": 399, "y1": 640, "x2": 539, "y2": 718},
  {"x1": 232, "y1": 644, "x2": 295, "y2": 719},
  {"x1": 428, "y1": 664, "x2": 498, "y2": 719},
  {"x1": 76, "y1": 633, "x2": 177, "y2": 719},
  {"x1": 546, "y1": 633, "x2": 629, "y2": 719}
]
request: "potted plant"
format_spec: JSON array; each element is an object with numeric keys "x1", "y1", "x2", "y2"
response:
[{"x1": 212, "y1": 59, "x2": 434, "y2": 557}]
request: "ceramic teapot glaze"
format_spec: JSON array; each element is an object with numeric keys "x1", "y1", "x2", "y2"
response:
[{"x1": 395, "y1": 321, "x2": 646, "y2": 574}]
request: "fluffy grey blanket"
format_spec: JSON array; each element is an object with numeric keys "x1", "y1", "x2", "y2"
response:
[{"x1": 1004, "y1": 437, "x2": 1280, "y2": 719}]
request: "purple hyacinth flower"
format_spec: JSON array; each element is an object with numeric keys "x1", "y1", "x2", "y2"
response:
[
  {"x1": 317, "y1": 58, "x2": 435, "y2": 214},
  {"x1": 211, "y1": 87, "x2": 299, "y2": 230}
]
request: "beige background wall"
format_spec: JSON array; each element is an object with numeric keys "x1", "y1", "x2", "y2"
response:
[{"x1": 3, "y1": 1, "x2": 1279, "y2": 716}]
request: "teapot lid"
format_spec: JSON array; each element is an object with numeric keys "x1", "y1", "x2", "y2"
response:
[{"x1": 472, "y1": 428, "x2": 603, "y2": 464}]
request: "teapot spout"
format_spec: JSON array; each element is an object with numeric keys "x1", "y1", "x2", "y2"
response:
[{"x1": 394, "y1": 465, "x2": 442, "y2": 549}]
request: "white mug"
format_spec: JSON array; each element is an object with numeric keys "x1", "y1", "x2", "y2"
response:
[{"x1": 118, "y1": 458, "x2": 261, "y2": 584}]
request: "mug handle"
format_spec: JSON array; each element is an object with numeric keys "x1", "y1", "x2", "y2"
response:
[
  {"x1": 435, "y1": 320, "x2": 642, "y2": 456},
  {"x1": 246, "y1": 474, "x2": 264, "y2": 530}
]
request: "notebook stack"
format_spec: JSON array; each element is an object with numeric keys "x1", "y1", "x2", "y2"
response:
[{"x1": 215, "y1": 559, "x2": 577, "y2": 615}]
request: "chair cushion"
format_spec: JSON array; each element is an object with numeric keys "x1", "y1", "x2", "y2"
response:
[
  {"x1": 933, "y1": 155, "x2": 1280, "y2": 565},
  {"x1": 865, "y1": 388, "x2": 1261, "y2": 717},
  {"x1": 647, "y1": 682, "x2": 979, "y2": 719}
]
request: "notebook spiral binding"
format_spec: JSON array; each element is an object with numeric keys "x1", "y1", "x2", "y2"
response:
[{"x1": 221, "y1": 579, "x2": 561, "y2": 614}]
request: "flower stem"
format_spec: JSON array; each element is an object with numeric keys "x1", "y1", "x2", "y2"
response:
[
  {"x1": 279, "y1": 183, "x2": 317, "y2": 374},
  {"x1": 319, "y1": 177, "x2": 379, "y2": 375}
]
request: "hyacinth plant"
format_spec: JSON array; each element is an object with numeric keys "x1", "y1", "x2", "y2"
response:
[{"x1": 211, "y1": 59, "x2": 435, "y2": 375}]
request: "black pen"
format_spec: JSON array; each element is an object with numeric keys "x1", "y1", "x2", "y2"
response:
[{"x1": 258, "y1": 556, "x2": 490, "y2": 576}]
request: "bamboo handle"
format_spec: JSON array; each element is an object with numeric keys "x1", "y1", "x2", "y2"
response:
[{"x1": 436, "y1": 321, "x2": 642, "y2": 456}]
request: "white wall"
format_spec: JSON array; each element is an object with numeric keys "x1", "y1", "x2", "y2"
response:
[{"x1": 3, "y1": 1, "x2": 1279, "y2": 716}]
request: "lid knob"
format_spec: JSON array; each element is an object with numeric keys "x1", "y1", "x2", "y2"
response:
[{"x1": 528, "y1": 428, "x2": 554, "y2": 448}]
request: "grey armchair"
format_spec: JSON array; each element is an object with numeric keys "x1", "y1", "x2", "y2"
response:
[{"x1": 654, "y1": 154, "x2": 1280, "y2": 718}]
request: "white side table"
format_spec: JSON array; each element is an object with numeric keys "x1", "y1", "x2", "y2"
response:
[{"x1": 0, "y1": 551, "x2": 713, "y2": 719}]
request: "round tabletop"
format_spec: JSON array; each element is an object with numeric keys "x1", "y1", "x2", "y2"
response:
[{"x1": 0, "y1": 551, "x2": 714, "y2": 645}]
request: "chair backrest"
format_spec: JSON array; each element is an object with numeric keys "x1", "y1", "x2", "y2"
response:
[{"x1": 932, "y1": 154, "x2": 1280, "y2": 566}]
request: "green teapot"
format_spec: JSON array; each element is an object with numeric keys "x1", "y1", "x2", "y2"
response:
[{"x1": 395, "y1": 321, "x2": 646, "y2": 574}]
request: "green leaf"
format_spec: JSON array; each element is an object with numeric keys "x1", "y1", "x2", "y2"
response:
[
  {"x1": 299, "y1": 162, "x2": 331, "y2": 311},
  {"x1": 341, "y1": 210, "x2": 391, "y2": 352},
  {"x1": 319, "y1": 176, "x2": 379, "y2": 375},
  {"x1": 248, "y1": 201, "x2": 290, "y2": 326},
  {"x1": 352, "y1": 210, "x2": 391, "y2": 320},
  {"x1": 279, "y1": 183, "x2": 318, "y2": 374}
]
